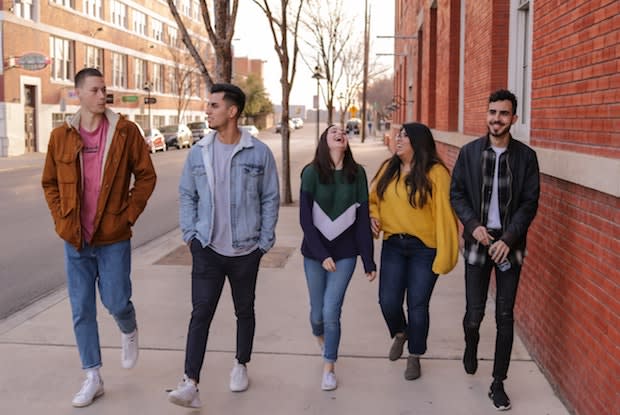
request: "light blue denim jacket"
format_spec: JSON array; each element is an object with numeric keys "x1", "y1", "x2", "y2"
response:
[{"x1": 178, "y1": 128, "x2": 280, "y2": 252}]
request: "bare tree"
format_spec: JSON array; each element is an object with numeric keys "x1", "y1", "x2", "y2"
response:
[
  {"x1": 251, "y1": 0, "x2": 305, "y2": 205},
  {"x1": 301, "y1": 0, "x2": 353, "y2": 125},
  {"x1": 168, "y1": 39, "x2": 202, "y2": 123},
  {"x1": 366, "y1": 76, "x2": 394, "y2": 127},
  {"x1": 166, "y1": 0, "x2": 239, "y2": 88}
]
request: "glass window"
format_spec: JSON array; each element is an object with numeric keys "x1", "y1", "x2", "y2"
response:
[
  {"x1": 110, "y1": 0, "x2": 127, "y2": 28},
  {"x1": 152, "y1": 63, "x2": 164, "y2": 93},
  {"x1": 192, "y1": 0, "x2": 200, "y2": 21},
  {"x1": 151, "y1": 19, "x2": 163, "y2": 42},
  {"x1": 153, "y1": 115, "x2": 165, "y2": 128},
  {"x1": 111, "y1": 53, "x2": 127, "y2": 88},
  {"x1": 52, "y1": 113, "x2": 71, "y2": 128},
  {"x1": 168, "y1": 26, "x2": 178, "y2": 47},
  {"x1": 50, "y1": 36, "x2": 74, "y2": 81},
  {"x1": 133, "y1": 10, "x2": 146, "y2": 35},
  {"x1": 14, "y1": 0, "x2": 35, "y2": 20},
  {"x1": 85, "y1": 45, "x2": 103, "y2": 71},
  {"x1": 83, "y1": 0, "x2": 102, "y2": 18},
  {"x1": 134, "y1": 58, "x2": 147, "y2": 90},
  {"x1": 168, "y1": 68, "x2": 179, "y2": 95},
  {"x1": 51, "y1": 0, "x2": 74, "y2": 8}
]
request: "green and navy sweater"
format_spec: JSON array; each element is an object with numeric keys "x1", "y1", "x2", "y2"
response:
[{"x1": 300, "y1": 164, "x2": 376, "y2": 273}]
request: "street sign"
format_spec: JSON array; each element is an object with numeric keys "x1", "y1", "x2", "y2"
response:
[
  {"x1": 17, "y1": 53, "x2": 50, "y2": 71},
  {"x1": 106, "y1": 94, "x2": 114, "y2": 104},
  {"x1": 144, "y1": 97, "x2": 157, "y2": 104},
  {"x1": 122, "y1": 95, "x2": 138, "y2": 103}
]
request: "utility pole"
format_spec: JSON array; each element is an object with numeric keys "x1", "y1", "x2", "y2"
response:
[{"x1": 361, "y1": 0, "x2": 370, "y2": 143}]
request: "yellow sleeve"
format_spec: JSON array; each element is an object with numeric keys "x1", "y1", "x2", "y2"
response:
[{"x1": 431, "y1": 166, "x2": 459, "y2": 275}]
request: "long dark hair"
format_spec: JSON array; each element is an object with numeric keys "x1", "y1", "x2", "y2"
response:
[
  {"x1": 308, "y1": 124, "x2": 358, "y2": 184},
  {"x1": 374, "y1": 122, "x2": 446, "y2": 208}
]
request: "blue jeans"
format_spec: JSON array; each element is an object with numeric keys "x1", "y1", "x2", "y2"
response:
[
  {"x1": 378, "y1": 235, "x2": 438, "y2": 355},
  {"x1": 303, "y1": 257, "x2": 356, "y2": 362},
  {"x1": 64, "y1": 240, "x2": 136, "y2": 369}
]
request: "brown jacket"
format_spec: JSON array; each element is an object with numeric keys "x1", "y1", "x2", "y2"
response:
[{"x1": 42, "y1": 109, "x2": 156, "y2": 249}]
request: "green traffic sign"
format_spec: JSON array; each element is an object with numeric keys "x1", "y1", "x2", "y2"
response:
[{"x1": 122, "y1": 95, "x2": 139, "y2": 103}]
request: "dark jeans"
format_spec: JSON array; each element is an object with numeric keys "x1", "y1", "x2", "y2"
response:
[
  {"x1": 379, "y1": 235, "x2": 438, "y2": 355},
  {"x1": 184, "y1": 241, "x2": 263, "y2": 383},
  {"x1": 463, "y1": 259, "x2": 521, "y2": 381}
]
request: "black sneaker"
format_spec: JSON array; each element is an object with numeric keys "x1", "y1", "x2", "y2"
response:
[
  {"x1": 488, "y1": 380, "x2": 511, "y2": 411},
  {"x1": 463, "y1": 343, "x2": 478, "y2": 374}
]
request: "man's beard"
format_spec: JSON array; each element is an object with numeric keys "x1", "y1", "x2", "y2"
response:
[{"x1": 488, "y1": 122, "x2": 511, "y2": 137}]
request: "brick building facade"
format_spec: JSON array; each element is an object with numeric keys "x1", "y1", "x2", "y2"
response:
[
  {"x1": 0, "y1": 0, "x2": 214, "y2": 157},
  {"x1": 391, "y1": 1, "x2": 619, "y2": 414}
]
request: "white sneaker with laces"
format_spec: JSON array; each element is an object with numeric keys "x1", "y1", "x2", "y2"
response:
[
  {"x1": 321, "y1": 371, "x2": 337, "y2": 391},
  {"x1": 229, "y1": 360, "x2": 249, "y2": 392},
  {"x1": 121, "y1": 328, "x2": 139, "y2": 369},
  {"x1": 72, "y1": 370, "x2": 104, "y2": 407},
  {"x1": 168, "y1": 375, "x2": 202, "y2": 408}
]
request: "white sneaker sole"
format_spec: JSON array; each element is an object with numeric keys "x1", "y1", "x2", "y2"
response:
[
  {"x1": 72, "y1": 388, "x2": 104, "y2": 408},
  {"x1": 168, "y1": 394, "x2": 201, "y2": 408}
]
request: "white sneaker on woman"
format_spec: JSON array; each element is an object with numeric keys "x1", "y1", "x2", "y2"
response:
[
  {"x1": 321, "y1": 371, "x2": 337, "y2": 391},
  {"x1": 72, "y1": 370, "x2": 104, "y2": 407},
  {"x1": 230, "y1": 360, "x2": 249, "y2": 392},
  {"x1": 168, "y1": 375, "x2": 201, "y2": 408}
]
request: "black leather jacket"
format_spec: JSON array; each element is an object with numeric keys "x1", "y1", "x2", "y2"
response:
[{"x1": 450, "y1": 134, "x2": 540, "y2": 251}]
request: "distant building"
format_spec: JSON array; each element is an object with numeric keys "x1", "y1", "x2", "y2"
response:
[
  {"x1": 391, "y1": 1, "x2": 618, "y2": 414},
  {"x1": 0, "y1": 1, "x2": 214, "y2": 157}
]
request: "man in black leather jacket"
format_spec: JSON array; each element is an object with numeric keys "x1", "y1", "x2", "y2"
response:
[{"x1": 450, "y1": 89, "x2": 540, "y2": 411}]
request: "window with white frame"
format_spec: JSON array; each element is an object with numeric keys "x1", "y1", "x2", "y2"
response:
[
  {"x1": 13, "y1": 0, "x2": 35, "y2": 20},
  {"x1": 134, "y1": 58, "x2": 147, "y2": 90},
  {"x1": 168, "y1": 26, "x2": 178, "y2": 47},
  {"x1": 168, "y1": 68, "x2": 179, "y2": 95},
  {"x1": 51, "y1": 0, "x2": 74, "y2": 8},
  {"x1": 133, "y1": 10, "x2": 146, "y2": 35},
  {"x1": 50, "y1": 36, "x2": 74, "y2": 81},
  {"x1": 152, "y1": 64, "x2": 164, "y2": 93},
  {"x1": 509, "y1": 0, "x2": 532, "y2": 139},
  {"x1": 52, "y1": 113, "x2": 71, "y2": 128},
  {"x1": 178, "y1": 0, "x2": 190, "y2": 17},
  {"x1": 134, "y1": 114, "x2": 148, "y2": 130},
  {"x1": 84, "y1": 0, "x2": 102, "y2": 19},
  {"x1": 111, "y1": 53, "x2": 127, "y2": 88},
  {"x1": 192, "y1": 0, "x2": 200, "y2": 21},
  {"x1": 110, "y1": 0, "x2": 127, "y2": 29},
  {"x1": 85, "y1": 45, "x2": 103, "y2": 71},
  {"x1": 153, "y1": 115, "x2": 165, "y2": 128},
  {"x1": 151, "y1": 18, "x2": 163, "y2": 42}
]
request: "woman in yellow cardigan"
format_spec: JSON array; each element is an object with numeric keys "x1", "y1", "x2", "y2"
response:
[{"x1": 370, "y1": 122, "x2": 458, "y2": 381}]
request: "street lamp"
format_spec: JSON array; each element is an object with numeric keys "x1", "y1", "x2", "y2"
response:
[
  {"x1": 312, "y1": 65, "x2": 323, "y2": 145},
  {"x1": 143, "y1": 81, "x2": 153, "y2": 131}
]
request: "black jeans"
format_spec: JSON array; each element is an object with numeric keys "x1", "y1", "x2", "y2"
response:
[
  {"x1": 463, "y1": 258, "x2": 521, "y2": 381},
  {"x1": 184, "y1": 241, "x2": 263, "y2": 383}
]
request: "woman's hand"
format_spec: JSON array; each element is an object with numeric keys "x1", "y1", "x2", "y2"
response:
[
  {"x1": 366, "y1": 271, "x2": 377, "y2": 282},
  {"x1": 370, "y1": 217, "x2": 381, "y2": 239},
  {"x1": 322, "y1": 257, "x2": 336, "y2": 272}
]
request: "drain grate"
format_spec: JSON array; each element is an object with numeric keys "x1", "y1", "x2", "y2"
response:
[{"x1": 154, "y1": 246, "x2": 295, "y2": 268}]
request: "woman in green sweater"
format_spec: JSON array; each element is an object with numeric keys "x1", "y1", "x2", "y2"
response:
[
  {"x1": 300, "y1": 124, "x2": 376, "y2": 391},
  {"x1": 369, "y1": 122, "x2": 458, "y2": 381}
]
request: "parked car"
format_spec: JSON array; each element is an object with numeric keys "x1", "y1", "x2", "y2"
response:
[
  {"x1": 160, "y1": 124, "x2": 192, "y2": 149},
  {"x1": 291, "y1": 117, "x2": 304, "y2": 129},
  {"x1": 187, "y1": 121, "x2": 211, "y2": 144},
  {"x1": 275, "y1": 120, "x2": 296, "y2": 133},
  {"x1": 345, "y1": 118, "x2": 362, "y2": 135},
  {"x1": 143, "y1": 128, "x2": 166, "y2": 153},
  {"x1": 241, "y1": 125, "x2": 259, "y2": 137}
]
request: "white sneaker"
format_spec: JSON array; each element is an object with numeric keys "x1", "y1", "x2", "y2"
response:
[
  {"x1": 229, "y1": 360, "x2": 249, "y2": 392},
  {"x1": 168, "y1": 375, "x2": 202, "y2": 408},
  {"x1": 321, "y1": 371, "x2": 337, "y2": 391},
  {"x1": 72, "y1": 370, "x2": 104, "y2": 407},
  {"x1": 121, "y1": 328, "x2": 139, "y2": 369}
]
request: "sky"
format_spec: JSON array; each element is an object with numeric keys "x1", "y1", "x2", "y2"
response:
[{"x1": 233, "y1": 0, "x2": 395, "y2": 110}]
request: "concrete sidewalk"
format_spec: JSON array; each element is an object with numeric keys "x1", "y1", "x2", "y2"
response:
[{"x1": 0, "y1": 134, "x2": 568, "y2": 414}]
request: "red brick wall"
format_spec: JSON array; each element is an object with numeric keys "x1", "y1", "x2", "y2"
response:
[
  {"x1": 462, "y1": 0, "x2": 510, "y2": 135},
  {"x1": 517, "y1": 176, "x2": 620, "y2": 415},
  {"x1": 530, "y1": 1, "x2": 620, "y2": 159},
  {"x1": 435, "y1": 0, "x2": 460, "y2": 131}
]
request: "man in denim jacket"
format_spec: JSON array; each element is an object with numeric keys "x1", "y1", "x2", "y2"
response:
[{"x1": 168, "y1": 83, "x2": 279, "y2": 408}]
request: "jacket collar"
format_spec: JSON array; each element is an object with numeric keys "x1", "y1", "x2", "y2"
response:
[
  {"x1": 67, "y1": 108, "x2": 119, "y2": 131},
  {"x1": 197, "y1": 126, "x2": 254, "y2": 149}
]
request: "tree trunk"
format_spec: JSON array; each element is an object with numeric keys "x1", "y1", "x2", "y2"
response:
[{"x1": 280, "y1": 77, "x2": 292, "y2": 204}]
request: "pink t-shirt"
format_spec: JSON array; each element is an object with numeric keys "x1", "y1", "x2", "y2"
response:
[{"x1": 79, "y1": 118, "x2": 109, "y2": 243}]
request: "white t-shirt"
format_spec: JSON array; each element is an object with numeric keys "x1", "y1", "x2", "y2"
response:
[{"x1": 486, "y1": 146, "x2": 507, "y2": 229}]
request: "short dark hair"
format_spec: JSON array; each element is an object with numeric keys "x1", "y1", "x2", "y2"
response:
[
  {"x1": 75, "y1": 68, "x2": 104, "y2": 88},
  {"x1": 210, "y1": 83, "x2": 246, "y2": 117},
  {"x1": 489, "y1": 89, "x2": 518, "y2": 115}
]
